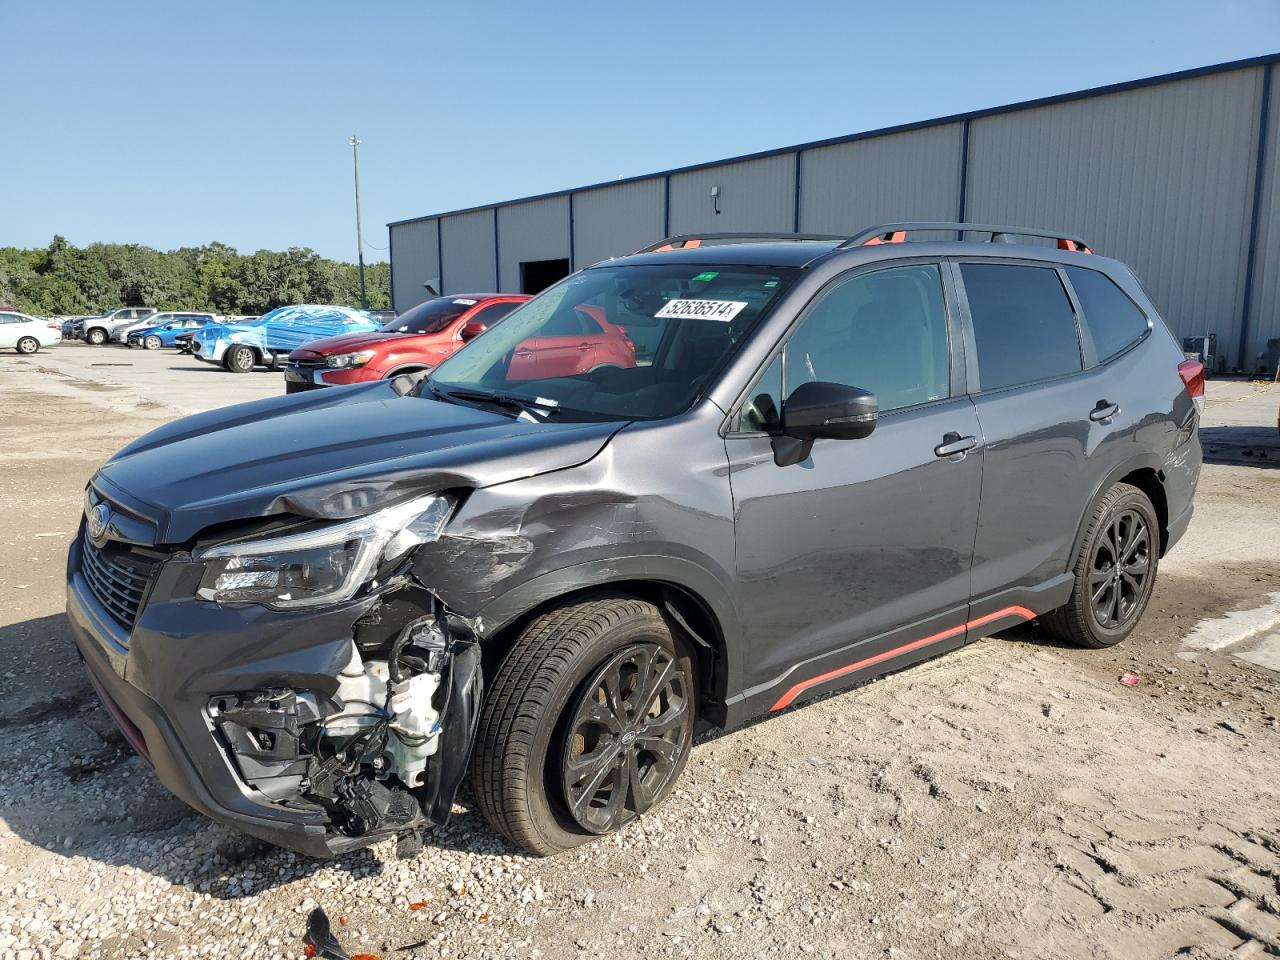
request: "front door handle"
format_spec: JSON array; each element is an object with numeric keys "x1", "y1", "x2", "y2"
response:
[
  {"x1": 935, "y1": 432, "x2": 978, "y2": 458},
  {"x1": 1090, "y1": 400, "x2": 1120, "y2": 423}
]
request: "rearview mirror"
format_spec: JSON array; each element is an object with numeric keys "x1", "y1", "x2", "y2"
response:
[
  {"x1": 460, "y1": 319, "x2": 488, "y2": 342},
  {"x1": 773, "y1": 381, "x2": 878, "y2": 466}
]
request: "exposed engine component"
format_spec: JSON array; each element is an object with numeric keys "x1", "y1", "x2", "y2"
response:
[
  {"x1": 324, "y1": 617, "x2": 447, "y2": 789},
  {"x1": 208, "y1": 603, "x2": 482, "y2": 843}
]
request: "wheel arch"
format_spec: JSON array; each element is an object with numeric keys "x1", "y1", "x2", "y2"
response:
[
  {"x1": 473, "y1": 565, "x2": 736, "y2": 728},
  {"x1": 1068, "y1": 456, "x2": 1171, "y2": 568}
]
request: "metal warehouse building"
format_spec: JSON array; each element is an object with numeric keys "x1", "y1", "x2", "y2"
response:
[{"x1": 388, "y1": 53, "x2": 1280, "y2": 372}]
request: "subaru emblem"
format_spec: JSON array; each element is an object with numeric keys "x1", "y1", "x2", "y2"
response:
[{"x1": 87, "y1": 502, "x2": 112, "y2": 542}]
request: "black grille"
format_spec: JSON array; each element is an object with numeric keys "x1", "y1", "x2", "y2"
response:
[
  {"x1": 289, "y1": 358, "x2": 326, "y2": 370},
  {"x1": 81, "y1": 537, "x2": 157, "y2": 630}
]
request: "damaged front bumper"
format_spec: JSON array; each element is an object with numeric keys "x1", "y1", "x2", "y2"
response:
[{"x1": 66, "y1": 531, "x2": 481, "y2": 858}]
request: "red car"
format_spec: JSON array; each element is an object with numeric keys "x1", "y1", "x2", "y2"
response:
[
  {"x1": 284, "y1": 295, "x2": 528, "y2": 393},
  {"x1": 504, "y1": 303, "x2": 636, "y2": 381},
  {"x1": 285, "y1": 294, "x2": 636, "y2": 393}
]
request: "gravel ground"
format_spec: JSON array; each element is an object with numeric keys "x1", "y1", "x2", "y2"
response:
[{"x1": 1, "y1": 356, "x2": 1278, "y2": 960}]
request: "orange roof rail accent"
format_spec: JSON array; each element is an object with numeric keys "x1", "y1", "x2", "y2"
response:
[
  {"x1": 840, "y1": 222, "x2": 1093, "y2": 252},
  {"x1": 651, "y1": 239, "x2": 703, "y2": 252},
  {"x1": 862, "y1": 230, "x2": 906, "y2": 246}
]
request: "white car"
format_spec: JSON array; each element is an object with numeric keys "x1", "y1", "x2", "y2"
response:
[
  {"x1": 82, "y1": 307, "x2": 157, "y2": 345},
  {"x1": 0, "y1": 312, "x2": 62, "y2": 354}
]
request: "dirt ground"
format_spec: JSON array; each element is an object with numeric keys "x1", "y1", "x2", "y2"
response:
[{"x1": 1, "y1": 347, "x2": 1278, "y2": 960}]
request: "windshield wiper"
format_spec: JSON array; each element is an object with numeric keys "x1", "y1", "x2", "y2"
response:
[{"x1": 434, "y1": 386, "x2": 559, "y2": 421}]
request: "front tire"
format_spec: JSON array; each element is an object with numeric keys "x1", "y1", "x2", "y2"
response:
[
  {"x1": 471, "y1": 596, "x2": 696, "y2": 856},
  {"x1": 144, "y1": 335, "x2": 162, "y2": 350},
  {"x1": 16, "y1": 337, "x2": 39, "y2": 355},
  {"x1": 224, "y1": 344, "x2": 256, "y2": 373},
  {"x1": 86, "y1": 328, "x2": 107, "y2": 345},
  {"x1": 1044, "y1": 483, "x2": 1159, "y2": 648}
]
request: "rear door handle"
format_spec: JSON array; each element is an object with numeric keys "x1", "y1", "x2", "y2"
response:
[
  {"x1": 935, "y1": 433, "x2": 978, "y2": 458},
  {"x1": 1090, "y1": 400, "x2": 1120, "y2": 422}
]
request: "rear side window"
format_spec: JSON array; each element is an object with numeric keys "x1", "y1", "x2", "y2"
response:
[
  {"x1": 960, "y1": 263, "x2": 1082, "y2": 391},
  {"x1": 1065, "y1": 266, "x2": 1149, "y2": 362}
]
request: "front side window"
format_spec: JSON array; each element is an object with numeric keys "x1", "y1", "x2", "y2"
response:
[
  {"x1": 960, "y1": 263, "x2": 1082, "y2": 391},
  {"x1": 784, "y1": 264, "x2": 950, "y2": 413},
  {"x1": 427, "y1": 263, "x2": 796, "y2": 422},
  {"x1": 736, "y1": 354, "x2": 783, "y2": 432},
  {"x1": 1065, "y1": 266, "x2": 1149, "y2": 362}
]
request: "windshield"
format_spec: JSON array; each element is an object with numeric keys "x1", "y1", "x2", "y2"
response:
[
  {"x1": 381, "y1": 297, "x2": 474, "y2": 335},
  {"x1": 427, "y1": 263, "x2": 797, "y2": 421}
]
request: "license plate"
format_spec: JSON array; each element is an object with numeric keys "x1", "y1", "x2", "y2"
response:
[{"x1": 284, "y1": 368, "x2": 307, "y2": 382}]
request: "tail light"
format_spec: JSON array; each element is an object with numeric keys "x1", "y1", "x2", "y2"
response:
[{"x1": 1177, "y1": 359, "x2": 1205, "y2": 416}]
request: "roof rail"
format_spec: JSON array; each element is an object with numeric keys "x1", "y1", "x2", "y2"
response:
[
  {"x1": 635, "y1": 232, "x2": 845, "y2": 254},
  {"x1": 839, "y1": 222, "x2": 1092, "y2": 253}
]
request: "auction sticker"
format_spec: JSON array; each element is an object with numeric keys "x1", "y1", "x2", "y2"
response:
[{"x1": 655, "y1": 298, "x2": 748, "y2": 322}]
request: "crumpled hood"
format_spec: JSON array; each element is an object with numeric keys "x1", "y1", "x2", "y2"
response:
[{"x1": 96, "y1": 381, "x2": 622, "y2": 544}]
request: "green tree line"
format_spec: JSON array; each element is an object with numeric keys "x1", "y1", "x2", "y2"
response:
[{"x1": 0, "y1": 236, "x2": 391, "y2": 316}]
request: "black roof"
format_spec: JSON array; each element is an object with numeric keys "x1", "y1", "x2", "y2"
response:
[{"x1": 589, "y1": 240, "x2": 840, "y2": 270}]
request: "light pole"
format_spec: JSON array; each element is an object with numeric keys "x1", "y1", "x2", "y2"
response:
[{"x1": 348, "y1": 135, "x2": 368, "y2": 309}]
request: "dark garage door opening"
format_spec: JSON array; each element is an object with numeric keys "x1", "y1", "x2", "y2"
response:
[{"x1": 520, "y1": 258, "x2": 570, "y2": 295}]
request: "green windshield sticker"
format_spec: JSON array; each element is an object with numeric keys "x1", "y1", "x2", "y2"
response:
[
  {"x1": 692, "y1": 271, "x2": 719, "y2": 283},
  {"x1": 763, "y1": 280, "x2": 778, "y2": 288}
]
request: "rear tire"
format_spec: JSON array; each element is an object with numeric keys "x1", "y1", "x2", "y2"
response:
[
  {"x1": 224, "y1": 344, "x2": 256, "y2": 373},
  {"x1": 1044, "y1": 483, "x2": 1159, "y2": 648},
  {"x1": 16, "y1": 337, "x2": 39, "y2": 355},
  {"x1": 471, "y1": 595, "x2": 696, "y2": 856}
]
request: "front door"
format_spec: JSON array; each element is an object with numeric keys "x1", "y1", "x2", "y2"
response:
[{"x1": 725, "y1": 262, "x2": 983, "y2": 713}]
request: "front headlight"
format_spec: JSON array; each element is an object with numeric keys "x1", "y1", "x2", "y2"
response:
[
  {"x1": 195, "y1": 492, "x2": 453, "y2": 608},
  {"x1": 326, "y1": 350, "x2": 375, "y2": 369}
]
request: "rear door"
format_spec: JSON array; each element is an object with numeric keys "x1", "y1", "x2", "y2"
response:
[
  {"x1": 955, "y1": 259, "x2": 1119, "y2": 621},
  {"x1": 725, "y1": 261, "x2": 984, "y2": 712}
]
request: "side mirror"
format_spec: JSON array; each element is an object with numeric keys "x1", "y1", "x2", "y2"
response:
[
  {"x1": 773, "y1": 381, "x2": 878, "y2": 466},
  {"x1": 460, "y1": 319, "x2": 488, "y2": 342}
]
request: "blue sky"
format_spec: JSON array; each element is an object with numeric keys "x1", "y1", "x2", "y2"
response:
[{"x1": 4, "y1": 1, "x2": 1278, "y2": 263}]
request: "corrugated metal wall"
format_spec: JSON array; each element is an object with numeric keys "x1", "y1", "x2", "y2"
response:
[
  {"x1": 799, "y1": 124, "x2": 964, "y2": 233},
  {"x1": 497, "y1": 197, "x2": 570, "y2": 292},
  {"x1": 668, "y1": 154, "x2": 796, "y2": 235},
  {"x1": 966, "y1": 68, "x2": 1265, "y2": 364},
  {"x1": 392, "y1": 58, "x2": 1280, "y2": 368},
  {"x1": 439, "y1": 210, "x2": 497, "y2": 295},
  {"x1": 389, "y1": 218, "x2": 439, "y2": 312},
  {"x1": 1246, "y1": 69, "x2": 1280, "y2": 370},
  {"x1": 572, "y1": 180, "x2": 666, "y2": 268}
]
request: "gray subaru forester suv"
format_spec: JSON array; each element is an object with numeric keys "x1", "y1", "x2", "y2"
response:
[{"x1": 68, "y1": 223, "x2": 1202, "y2": 857}]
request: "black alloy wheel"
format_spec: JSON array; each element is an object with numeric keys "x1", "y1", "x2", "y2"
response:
[
  {"x1": 1088, "y1": 508, "x2": 1151, "y2": 630},
  {"x1": 560, "y1": 642, "x2": 691, "y2": 834},
  {"x1": 1043, "y1": 482, "x2": 1160, "y2": 648}
]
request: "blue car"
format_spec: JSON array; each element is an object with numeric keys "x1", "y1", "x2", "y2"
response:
[
  {"x1": 125, "y1": 312, "x2": 217, "y2": 349},
  {"x1": 192, "y1": 304, "x2": 380, "y2": 373}
]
